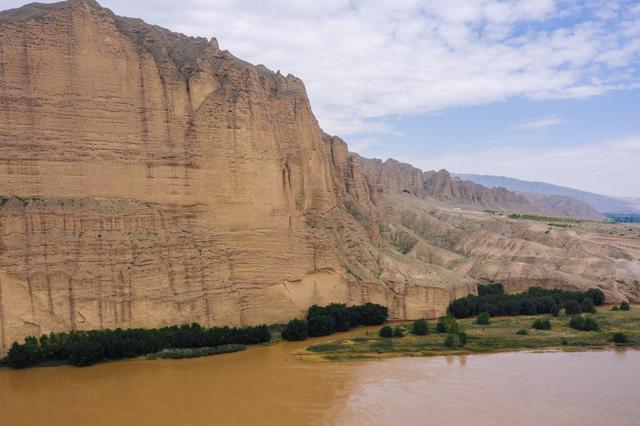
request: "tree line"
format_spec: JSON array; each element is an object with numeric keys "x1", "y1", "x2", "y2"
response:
[
  {"x1": 6, "y1": 323, "x2": 271, "y2": 368},
  {"x1": 448, "y1": 284, "x2": 605, "y2": 319},
  {"x1": 282, "y1": 303, "x2": 388, "y2": 341}
]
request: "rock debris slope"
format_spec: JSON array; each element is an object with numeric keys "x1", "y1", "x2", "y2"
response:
[{"x1": 0, "y1": 0, "x2": 638, "y2": 353}]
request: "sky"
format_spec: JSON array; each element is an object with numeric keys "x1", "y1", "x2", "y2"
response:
[{"x1": 2, "y1": 0, "x2": 640, "y2": 197}]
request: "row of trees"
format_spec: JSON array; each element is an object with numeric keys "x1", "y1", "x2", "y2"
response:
[
  {"x1": 282, "y1": 303, "x2": 388, "y2": 341},
  {"x1": 448, "y1": 285, "x2": 605, "y2": 319},
  {"x1": 7, "y1": 323, "x2": 271, "y2": 368}
]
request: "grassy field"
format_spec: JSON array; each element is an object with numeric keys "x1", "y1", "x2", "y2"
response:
[{"x1": 298, "y1": 306, "x2": 640, "y2": 361}]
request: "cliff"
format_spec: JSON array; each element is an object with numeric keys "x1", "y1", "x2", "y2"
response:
[
  {"x1": 356, "y1": 156, "x2": 530, "y2": 212},
  {"x1": 0, "y1": 0, "x2": 638, "y2": 354},
  {"x1": 521, "y1": 193, "x2": 604, "y2": 221},
  {"x1": 0, "y1": 0, "x2": 470, "y2": 353}
]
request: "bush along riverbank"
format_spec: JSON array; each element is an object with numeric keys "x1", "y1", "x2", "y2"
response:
[
  {"x1": 298, "y1": 296, "x2": 639, "y2": 361},
  {"x1": 2, "y1": 302, "x2": 388, "y2": 369},
  {"x1": 280, "y1": 303, "x2": 388, "y2": 342},
  {"x1": 447, "y1": 284, "x2": 605, "y2": 319},
  {"x1": 3, "y1": 323, "x2": 270, "y2": 369}
]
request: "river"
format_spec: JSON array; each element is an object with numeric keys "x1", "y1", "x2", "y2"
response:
[{"x1": 1, "y1": 329, "x2": 639, "y2": 425}]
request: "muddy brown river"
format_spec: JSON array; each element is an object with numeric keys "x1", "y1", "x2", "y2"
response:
[{"x1": 1, "y1": 330, "x2": 639, "y2": 425}]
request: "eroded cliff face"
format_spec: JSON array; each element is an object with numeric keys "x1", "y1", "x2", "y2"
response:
[
  {"x1": 0, "y1": 0, "x2": 470, "y2": 353},
  {"x1": 0, "y1": 0, "x2": 638, "y2": 355}
]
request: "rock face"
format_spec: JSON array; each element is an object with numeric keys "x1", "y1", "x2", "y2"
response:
[
  {"x1": 357, "y1": 157, "x2": 604, "y2": 219},
  {"x1": 0, "y1": 0, "x2": 638, "y2": 354},
  {"x1": 0, "y1": 0, "x2": 471, "y2": 353},
  {"x1": 357, "y1": 157, "x2": 536, "y2": 213},
  {"x1": 521, "y1": 193, "x2": 604, "y2": 221}
]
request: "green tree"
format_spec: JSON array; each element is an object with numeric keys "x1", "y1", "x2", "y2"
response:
[
  {"x1": 458, "y1": 332, "x2": 468, "y2": 346},
  {"x1": 379, "y1": 325, "x2": 394, "y2": 338},
  {"x1": 393, "y1": 326, "x2": 404, "y2": 338},
  {"x1": 6, "y1": 337, "x2": 42, "y2": 369},
  {"x1": 437, "y1": 316, "x2": 460, "y2": 334},
  {"x1": 532, "y1": 318, "x2": 551, "y2": 330},
  {"x1": 476, "y1": 312, "x2": 490, "y2": 325},
  {"x1": 443, "y1": 334, "x2": 455, "y2": 348},
  {"x1": 281, "y1": 319, "x2": 308, "y2": 341},
  {"x1": 612, "y1": 332, "x2": 629, "y2": 344},
  {"x1": 564, "y1": 300, "x2": 581, "y2": 315},
  {"x1": 307, "y1": 315, "x2": 336, "y2": 337},
  {"x1": 581, "y1": 298, "x2": 596, "y2": 314},
  {"x1": 620, "y1": 301, "x2": 630, "y2": 311},
  {"x1": 585, "y1": 288, "x2": 605, "y2": 305},
  {"x1": 569, "y1": 315, "x2": 598, "y2": 331},
  {"x1": 412, "y1": 318, "x2": 429, "y2": 335},
  {"x1": 68, "y1": 339, "x2": 105, "y2": 367}
]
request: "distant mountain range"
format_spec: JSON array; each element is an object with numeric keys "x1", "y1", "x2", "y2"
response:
[{"x1": 454, "y1": 174, "x2": 639, "y2": 214}]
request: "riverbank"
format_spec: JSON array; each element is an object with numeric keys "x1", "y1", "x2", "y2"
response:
[{"x1": 297, "y1": 306, "x2": 640, "y2": 361}]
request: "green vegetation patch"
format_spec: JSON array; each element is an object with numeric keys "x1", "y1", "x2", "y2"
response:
[
  {"x1": 301, "y1": 306, "x2": 640, "y2": 361},
  {"x1": 147, "y1": 344, "x2": 245, "y2": 360},
  {"x1": 509, "y1": 213, "x2": 583, "y2": 223},
  {"x1": 307, "y1": 343, "x2": 351, "y2": 353},
  {"x1": 4, "y1": 323, "x2": 270, "y2": 369}
]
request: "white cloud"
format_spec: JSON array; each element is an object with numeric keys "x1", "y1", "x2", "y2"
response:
[
  {"x1": 3, "y1": 0, "x2": 635, "y2": 137},
  {"x1": 349, "y1": 137, "x2": 380, "y2": 154},
  {"x1": 513, "y1": 114, "x2": 566, "y2": 129},
  {"x1": 417, "y1": 136, "x2": 640, "y2": 198}
]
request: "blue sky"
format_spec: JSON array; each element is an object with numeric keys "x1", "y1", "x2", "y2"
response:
[{"x1": 2, "y1": 0, "x2": 639, "y2": 197}]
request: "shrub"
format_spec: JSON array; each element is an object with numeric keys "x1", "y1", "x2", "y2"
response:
[
  {"x1": 612, "y1": 305, "x2": 620, "y2": 311},
  {"x1": 379, "y1": 325, "x2": 394, "y2": 338},
  {"x1": 6, "y1": 337, "x2": 42, "y2": 369},
  {"x1": 5, "y1": 323, "x2": 271, "y2": 369},
  {"x1": 550, "y1": 304, "x2": 561, "y2": 317},
  {"x1": 569, "y1": 315, "x2": 599, "y2": 331},
  {"x1": 149, "y1": 344, "x2": 245, "y2": 359},
  {"x1": 69, "y1": 339, "x2": 105, "y2": 367},
  {"x1": 581, "y1": 298, "x2": 596, "y2": 314},
  {"x1": 281, "y1": 319, "x2": 308, "y2": 341},
  {"x1": 532, "y1": 319, "x2": 551, "y2": 330},
  {"x1": 476, "y1": 312, "x2": 490, "y2": 325},
  {"x1": 412, "y1": 318, "x2": 429, "y2": 335},
  {"x1": 564, "y1": 300, "x2": 581, "y2": 315},
  {"x1": 437, "y1": 316, "x2": 460, "y2": 334},
  {"x1": 447, "y1": 286, "x2": 601, "y2": 319},
  {"x1": 307, "y1": 315, "x2": 336, "y2": 337},
  {"x1": 308, "y1": 303, "x2": 389, "y2": 330},
  {"x1": 516, "y1": 329, "x2": 528, "y2": 336},
  {"x1": 585, "y1": 288, "x2": 605, "y2": 305},
  {"x1": 393, "y1": 326, "x2": 404, "y2": 338},
  {"x1": 620, "y1": 301, "x2": 630, "y2": 311},
  {"x1": 612, "y1": 332, "x2": 629, "y2": 344},
  {"x1": 443, "y1": 334, "x2": 455, "y2": 348},
  {"x1": 583, "y1": 316, "x2": 599, "y2": 331},
  {"x1": 478, "y1": 283, "x2": 504, "y2": 296},
  {"x1": 458, "y1": 332, "x2": 468, "y2": 346},
  {"x1": 307, "y1": 343, "x2": 349, "y2": 353}
]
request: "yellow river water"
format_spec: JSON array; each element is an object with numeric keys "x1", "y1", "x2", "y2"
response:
[{"x1": 1, "y1": 328, "x2": 639, "y2": 425}]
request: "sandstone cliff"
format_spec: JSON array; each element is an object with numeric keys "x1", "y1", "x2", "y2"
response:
[
  {"x1": 356, "y1": 156, "x2": 604, "y2": 220},
  {"x1": 521, "y1": 193, "x2": 604, "y2": 221},
  {"x1": 0, "y1": 0, "x2": 638, "y2": 354}
]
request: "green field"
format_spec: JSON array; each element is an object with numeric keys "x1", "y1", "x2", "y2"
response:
[
  {"x1": 299, "y1": 307, "x2": 640, "y2": 361},
  {"x1": 508, "y1": 213, "x2": 584, "y2": 223}
]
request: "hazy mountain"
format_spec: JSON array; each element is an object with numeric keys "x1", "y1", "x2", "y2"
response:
[{"x1": 454, "y1": 174, "x2": 638, "y2": 213}]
